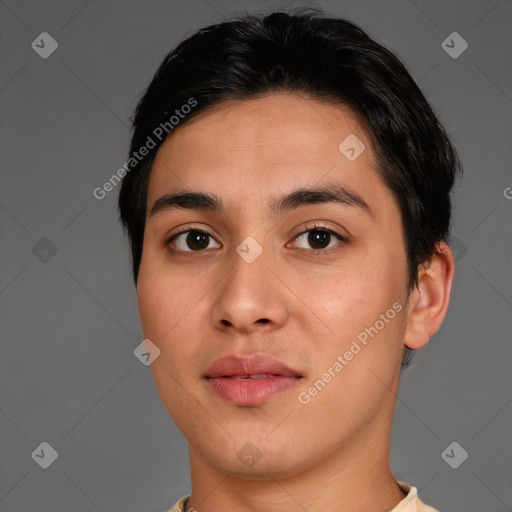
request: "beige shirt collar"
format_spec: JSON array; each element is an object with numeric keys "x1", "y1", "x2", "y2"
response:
[{"x1": 167, "y1": 480, "x2": 440, "y2": 512}]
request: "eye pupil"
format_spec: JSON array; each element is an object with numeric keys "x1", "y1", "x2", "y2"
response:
[
  {"x1": 308, "y1": 229, "x2": 330, "y2": 249},
  {"x1": 187, "y1": 230, "x2": 209, "y2": 250}
]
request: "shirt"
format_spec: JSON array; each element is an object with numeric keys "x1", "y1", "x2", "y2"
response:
[{"x1": 166, "y1": 480, "x2": 440, "y2": 512}]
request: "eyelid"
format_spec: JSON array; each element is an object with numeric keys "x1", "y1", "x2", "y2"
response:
[
  {"x1": 292, "y1": 220, "x2": 346, "y2": 240},
  {"x1": 166, "y1": 223, "x2": 218, "y2": 246},
  {"x1": 167, "y1": 223, "x2": 214, "y2": 239},
  {"x1": 286, "y1": 221, "x2": 347, "y2": 251}
]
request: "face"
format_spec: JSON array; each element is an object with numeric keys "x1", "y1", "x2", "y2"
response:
[{"x1": 137, "y1": 93, "x2": 412, "y2": 478}]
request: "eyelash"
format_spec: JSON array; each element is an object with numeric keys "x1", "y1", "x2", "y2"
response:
[{"x1": 166, "y1": 222, "x2": 346, "y2": 255}]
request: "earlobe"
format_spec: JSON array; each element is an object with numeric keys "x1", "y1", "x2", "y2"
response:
[{"x1": 403, "y1": 242, "x2": 455, "y2": 350}]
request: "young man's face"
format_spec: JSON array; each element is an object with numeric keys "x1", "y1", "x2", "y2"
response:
[{"x1": 137, "y1": 93, "x2": 416, "y2": 478}]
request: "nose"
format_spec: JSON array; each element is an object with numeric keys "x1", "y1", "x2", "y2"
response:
[{"x1": 210, "y1": 243, "x2": 289, "y2": 335}]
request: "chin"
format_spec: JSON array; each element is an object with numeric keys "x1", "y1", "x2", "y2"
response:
[
  {"x1": 197, "y1": 436, "x2": 312, "y2": 480},
  {"x1": 210, "y1": 454, "x2": 298, "y2": 480}
]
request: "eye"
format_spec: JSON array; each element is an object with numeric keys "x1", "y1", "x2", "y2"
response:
[
  {"x1": 167, "y1": 222, "x2": 346, "y2": 254},
  {"x1": 168, "y1": 229, "x2": 221, "y2": 252},
  {"x1": 289, "y1": 222, "x2": 346, "y2": 252}
]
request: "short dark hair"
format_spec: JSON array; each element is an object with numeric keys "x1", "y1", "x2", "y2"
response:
[{"x1": 118, "y1": 10, "x2": 463, "y2": 369}]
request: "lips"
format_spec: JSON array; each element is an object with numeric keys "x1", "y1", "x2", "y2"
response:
[
  {"x1": 204, "y1": 354, "x2": 303, "y2": 405},
  {"x1": 204, "y1": 354, "x2": 301, "y2": 379},
  {"x1": 228, "y1": 374, "x2": 276, "y2": 379}
]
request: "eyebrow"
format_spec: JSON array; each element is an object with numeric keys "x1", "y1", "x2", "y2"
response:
[{"x1": 149, "y1": 182, "x2": 374, "y2": 220}]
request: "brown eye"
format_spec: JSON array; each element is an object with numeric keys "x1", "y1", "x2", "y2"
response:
[
  {"x1": 307, "y1": 230, "x2": 331, "y2": 249},
  {"x1": 169, "y1": 230, "x2": 220, "y2": 252},
  {"x1": 291, "y1": 225, "x2": 345, "y2": 252}
]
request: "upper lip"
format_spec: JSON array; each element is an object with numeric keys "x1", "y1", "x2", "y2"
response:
[{"x1": 204, "y1": 354, "x2": 302, "y2": 378}]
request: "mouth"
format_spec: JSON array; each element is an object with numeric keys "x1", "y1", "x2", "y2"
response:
[
  {"x1": 225, "y1": 374, "x2": 281, "y2": 379},
  {"x1": 204, "y1": 355, "x2": 303, "y2": 405}
]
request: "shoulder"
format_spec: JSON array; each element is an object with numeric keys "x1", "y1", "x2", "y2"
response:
[
  {"x1": 394, "y1": 481, "x2": 441, "y2": 512},
  {"x1": 167, "y1": 485, "x2": 442, "y2": 512},
  {"x1": 166, "y1": 495, "x2": 190, "y2": 512}
]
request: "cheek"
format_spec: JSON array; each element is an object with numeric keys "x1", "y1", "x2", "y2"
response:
[
  {"x1": 307, "y1": 256, "x2": 406, "y2": 370},
  {"x1": 136, "y1": 241, "x2": 190, "y2": 336},
  {"x1": 136, "y1": 262, "x2": 206, "y2": 369},
  {"x1": 136, "y1": 263, "x2": 188, "y2": 344},
  {"x1": 313, "y1": 261, "x2": 389, "y2": 331},
  {"x1": 136, "y1": 268, "x2": 201, "y2": 415},
  {"x1": 136, "y1": 273, "x2": 165, "y2": 339}
]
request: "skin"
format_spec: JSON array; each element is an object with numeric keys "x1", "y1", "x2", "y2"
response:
[{"x1": 137, "y1": 93, "x2": 455, "y2": 512}]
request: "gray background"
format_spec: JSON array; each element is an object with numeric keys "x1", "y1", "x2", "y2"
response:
[{"x1": 0, "y1": 0, "x2": 510, "y2": 511}]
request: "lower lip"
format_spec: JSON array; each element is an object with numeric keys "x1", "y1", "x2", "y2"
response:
[{"x1": 206, "y1": 376, "x2": 301, "y2": 405}]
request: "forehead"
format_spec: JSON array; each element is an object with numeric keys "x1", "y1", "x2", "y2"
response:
[{"x1": 146, "y1": 93, "x2": 391, "y2": 219}]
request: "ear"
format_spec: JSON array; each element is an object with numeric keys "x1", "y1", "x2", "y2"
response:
[{"x1": 403, "y1": 241, "x2": 456, "y2": 350}]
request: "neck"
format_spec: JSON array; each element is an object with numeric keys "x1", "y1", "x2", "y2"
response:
[{"x1": 185, "y1": 412, "x2": 406, "y2": 512}]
